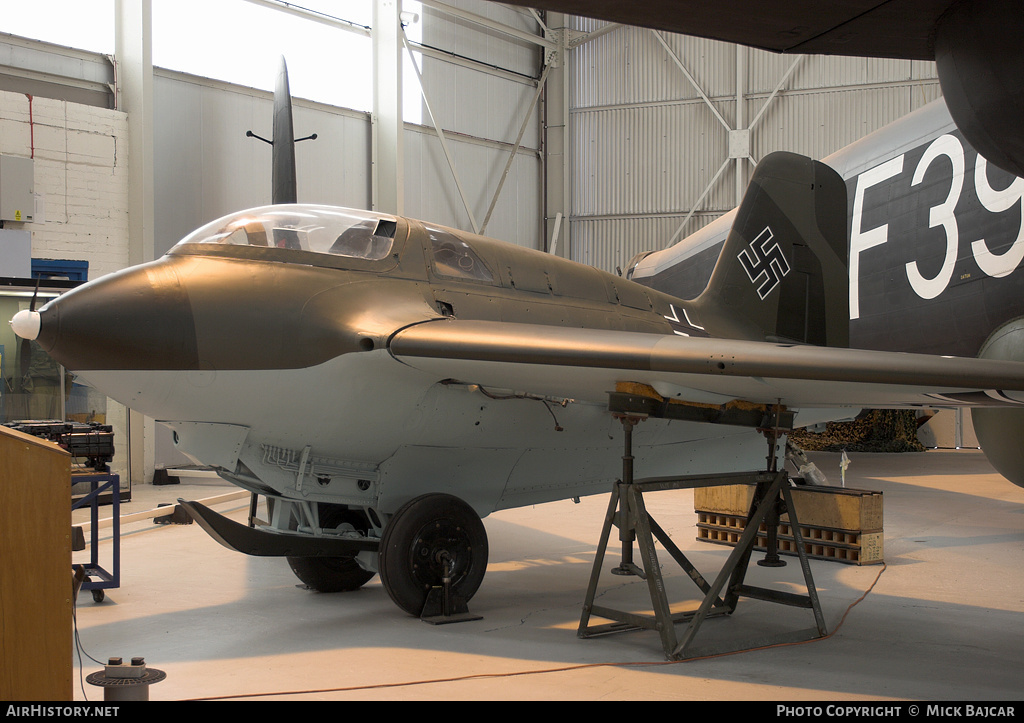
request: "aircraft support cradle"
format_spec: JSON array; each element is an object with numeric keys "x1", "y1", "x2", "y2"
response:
[{"x1": 578, "y1": 398, "x2": 827, "y2": 660}]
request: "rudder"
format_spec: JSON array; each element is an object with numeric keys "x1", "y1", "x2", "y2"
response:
[{"x1": 691, "y1": 151, "x2": 848, "y2": 347}]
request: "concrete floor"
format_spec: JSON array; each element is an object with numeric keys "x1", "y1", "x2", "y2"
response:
[{"x1": 69, "y1": 450, "x2": 1023, "y2": 701}]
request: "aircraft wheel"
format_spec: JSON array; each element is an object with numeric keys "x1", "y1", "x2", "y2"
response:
[
  {"x1": 378, "y1": 493, "x2": 488, "y2": 616},
  {"x1": 287, "y1": 507, "x2": 376, "y2": 593}
]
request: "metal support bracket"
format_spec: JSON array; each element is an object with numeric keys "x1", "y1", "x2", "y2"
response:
[
  {"x1": 420, "y1": 555, "x2": 484, "y2": 625},
  {"x1": 578, "y1": 413, "x2": 827, "y2": 660}
]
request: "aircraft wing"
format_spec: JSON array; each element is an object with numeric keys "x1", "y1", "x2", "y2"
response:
[
  {"x1": 506, "y1": 0, "x2": 1024, "y2": 184},
  {"x1": 389, "y1": 320, "x2": 1024, "y2": 411},
  {"x1": 504, "y1": 0, "x2": 949, "y2": 60}
]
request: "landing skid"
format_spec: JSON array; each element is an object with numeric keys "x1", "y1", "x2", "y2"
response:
[
  {"x1": 181, "y1": 495, "x2": 486, "y2": 622},
  {"x1": 178, "y1": 499, "x2": 378, "y2": 557}
]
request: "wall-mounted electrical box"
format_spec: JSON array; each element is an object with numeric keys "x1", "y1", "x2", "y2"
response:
[
  {"x1": 0, "y1": 155, "x2": 34, "y2": 223},
  {"x1": 0, "y1": 229, "x2": 32, "y2": 277}
]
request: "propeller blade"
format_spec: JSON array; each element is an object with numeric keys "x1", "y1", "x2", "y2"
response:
[
  {"x1": 29, "y1": 276, "x2": 40, "y2": 311},
  {"x1": 19, "y1": 277, "x2": 41, "y2": 394},
  {"x1": 19, "y1": 338, "x2": 31, "y2": 391}
]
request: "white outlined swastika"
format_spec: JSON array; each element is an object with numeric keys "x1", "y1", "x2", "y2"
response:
[{"x1": 737, "y1": 226, "x2": 790, "y2": 300}]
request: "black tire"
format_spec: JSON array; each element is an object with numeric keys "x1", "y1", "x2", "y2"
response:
[
  {"x1": 288, "y1": 555, "x2": 376, "y2": 593},
  {"x1": 286, "y1": 507, "x2": 376, "y2": 593},
  {"x1": 378, "y1": 493, "x2": 488, "y2": 616}
]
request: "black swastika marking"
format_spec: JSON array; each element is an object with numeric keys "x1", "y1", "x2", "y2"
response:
[{"x1": 737, "y1": 227, "x2": 790, "y2": 300}]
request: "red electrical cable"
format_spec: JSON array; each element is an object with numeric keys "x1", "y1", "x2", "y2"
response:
[
  {"x1": 183, "y1": 563, "x2": 889, "y2": 701},
  {"x1": 26, "y1": 94, "x2": 34, "y2": 159}
]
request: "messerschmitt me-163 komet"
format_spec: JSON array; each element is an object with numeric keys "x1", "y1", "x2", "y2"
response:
[
  {"x1": 12, "y1": 32, "x2": 1024, "y2": 626},
  {"x1": 15, "y1": 157, "x2": 1024, "y2": 620}
]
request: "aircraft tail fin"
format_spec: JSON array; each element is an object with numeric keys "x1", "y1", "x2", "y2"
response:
[{"x1": 690, "y1": 151, "x2": 849, "y2": 347}]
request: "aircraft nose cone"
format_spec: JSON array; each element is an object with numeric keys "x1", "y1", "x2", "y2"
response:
[
  {"x1": 34, "y1": 262, "x2": 200, "y2": 371},
  {"x1": 10, "y1": 309, "x2": 40, "y2": 341}
]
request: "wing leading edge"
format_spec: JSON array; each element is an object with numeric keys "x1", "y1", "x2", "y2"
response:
[{"x1": 388, "y1": 319, "x2": 1024, "y2": 410}]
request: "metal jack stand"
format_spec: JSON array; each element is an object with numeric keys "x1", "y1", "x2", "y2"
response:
[{"x1": 578, "y1": 409, "x2": 827, "y2": 660}]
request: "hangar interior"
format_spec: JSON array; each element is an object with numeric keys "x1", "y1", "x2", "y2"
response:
[
  {"x1": 0, "y1": 0, "x2": 1020, "y2": 702},
  {"x1": 0, "y1": 0, "x2": 950, "y2": 484}
]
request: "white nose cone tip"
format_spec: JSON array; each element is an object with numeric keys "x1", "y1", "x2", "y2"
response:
[{"x1": 11, "y1": 309, "x2": 41, "y2": 341}]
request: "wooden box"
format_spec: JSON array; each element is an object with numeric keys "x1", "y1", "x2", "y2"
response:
[{"x1": 694, "y1": 483, "x2": 883, "y2": 565}]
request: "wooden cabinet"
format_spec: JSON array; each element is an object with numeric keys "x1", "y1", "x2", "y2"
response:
[{"x1": 0, "y1": 426, "x2": 72, "y2": 700}]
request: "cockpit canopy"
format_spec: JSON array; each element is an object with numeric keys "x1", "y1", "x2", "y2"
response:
[{"x1": 174, "y1": 205, "x2": 399, "y2": 262}]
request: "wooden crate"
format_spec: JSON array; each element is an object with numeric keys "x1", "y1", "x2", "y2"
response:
[{"x1": 694, "y1": 484, "x2": 883, "y2": 565}]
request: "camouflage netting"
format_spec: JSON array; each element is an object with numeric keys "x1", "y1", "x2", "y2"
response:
[{"x1": 789, "y1": 410, "x2": 925, "y2": 453}]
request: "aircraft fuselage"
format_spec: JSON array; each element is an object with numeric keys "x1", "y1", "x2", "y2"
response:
[{"x1": 30, "y1": 205, "x2": 790, "y2": 521}]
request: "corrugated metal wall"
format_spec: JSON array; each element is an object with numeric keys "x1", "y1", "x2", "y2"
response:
[
  {"x1": 153, "y1": 0, "x2": 544, "y2": 256},
  {"x1": 149, "y1": 7, "x2": 947, "y2": 269},
  {"x1": 153, "y1": 70, "x2": 373, "y2": 255},
  {"x1": 410, "y1": 1, "x2": 543, "y2": 245},
  {"x1": 568, "y1": 19, "x2": 942, "y2": 272}
]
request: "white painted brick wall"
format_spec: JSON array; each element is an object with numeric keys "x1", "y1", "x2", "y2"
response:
[{"x1": 0, "y1": 90, "x2": 129, "y2": 280}]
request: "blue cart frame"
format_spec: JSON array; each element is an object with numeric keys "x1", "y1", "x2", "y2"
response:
[{"x1": 72, "y1": 473, "x2": 120, "y2": 602}]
